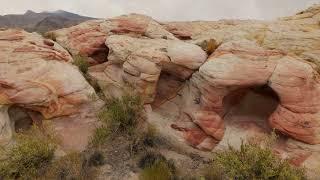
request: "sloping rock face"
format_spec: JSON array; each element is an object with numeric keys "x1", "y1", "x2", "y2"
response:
[
  {"x1": 0, "y1": 29, "x2": 98, "y2": 149},
  {"x1": 48, "y1": 5, "x2": 320, "y2": 175}
]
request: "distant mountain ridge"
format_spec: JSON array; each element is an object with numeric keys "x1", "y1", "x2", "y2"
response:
[{"x1": 0, "y1": 10, "x2": 94, "y2": 33}]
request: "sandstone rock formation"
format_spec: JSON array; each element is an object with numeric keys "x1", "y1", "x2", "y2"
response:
[
  {"x1": 0, "y1": 29, "x2": 98, "y2": 149},
  {"x1": 104, "y1": 35, "x2": 207, "y2": 103},
  {"x1": 48, "y1": 14, "x2": 178, "y2": 65},
  {"x1": 6, "y1": 4, "x2": 316, "y2": 176},
  {"x1": 48, "y1": 5, "x2": 320, "y2": 148},
  {"x1": 174, "y1": 40, "x2": 320, "y2": 150}
]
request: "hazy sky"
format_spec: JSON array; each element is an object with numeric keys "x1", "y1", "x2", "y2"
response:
[{"x1": 1, "y1": 0, "x2": 320, "y2": 21}]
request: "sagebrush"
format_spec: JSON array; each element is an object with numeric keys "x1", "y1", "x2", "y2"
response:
[
  {"x1": 90, "y1": 93, "x2": 144, "y2": 147},
  {"x1": 204, "y1": 141, "x2": 306, "y2": 180},
  {"x1": 0, "y1": 125, "x2": 56, "y2": 179},
  {"x1": 43, "y1": 152, "x2": 97, "y2": 180},
  {"x1": 98, "y1": 94, "x2": 143, "y2": 134},
  {"x1": 139, "y1": 152, "x2": 175, "y2": 180}
]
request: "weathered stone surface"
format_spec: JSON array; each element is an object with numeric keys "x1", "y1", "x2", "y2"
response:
[
  {"x1": 50, "y1": 14, "x2": 178, "y2": 65},
  {"x1": 0, "y1": 105, "x2": 12, "y2": 145},
  {"x1": 0, "y1": 29, "x2": 98, "y2": 150},
  {"x1": 164, "y1": 5, "x2": 320, "y2": 58},
  {"x1": 37, "y1": 5, "x2": 320, "y2": 175},
  {"x1": 170, "y1": 39, "x2": 320, "y2": 150},
  {"x1": 88, "y1": 35, "x2": 206, "y2": 103},
  {"x1": 0, "y1": 29, "x2": 95, "y2": 118},
  {"x1": 68, "y1": 6, "x2": 320, "y2": 155},
  {"x1": 268, "y1": 56, "x2": 320, "y2": 144}
]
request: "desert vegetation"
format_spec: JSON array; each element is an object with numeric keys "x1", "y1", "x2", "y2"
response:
[
  {"x1": 202, "y1": 141, "x2": 306, "y2": 180},
  {"x1": 85, "y1": 90, "x2": 308, "y2": 179},
  {"x1": 0, "y1": 125, "x2": 56, "y2": 179},
  {"x1": 139, "y1": 152, "x2": 176, "y2": 180},
  {"x1": 43, "y1": 151, "x2": 102, "y2": 180},
  {"x1": 0, "y1": 96, "x2": 309, "y2": 180},
  {"x1": 90, "y1": 93, "x2": 144, "y2": 148},
  {"x1": 0, "y1": 125, "x2": 103, "y2": 180},
  {"x1": 73, "y1": 55, "x2": 90, "y2": 74}
]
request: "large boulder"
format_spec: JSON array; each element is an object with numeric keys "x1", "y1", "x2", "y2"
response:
[
  {"x1": 98, "y1": 35, "x2": 207, "y2": 103},
  {"x1": 49, "y1": 14, "x2": 178, "y2": 65},
  {"x1": 0, "y1": 29, "x2": 98, "y2": 150}
]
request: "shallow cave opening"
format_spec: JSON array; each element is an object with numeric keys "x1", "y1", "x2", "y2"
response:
[
  {"x1": 89, "y1": 45, "x2": 109, "y2": 64},
  {"x1": 222, "y1": 84, "x2": 280, "y2": 131},
  {"x1": 151, "y1": 72, "x2": 185, "y2": 108},
  {"x1": 8, "y1": 106, "x2": 43, "y2": 132},
  {"x1": 8, "y1": 106, "x2": 33, "y2": 132}
]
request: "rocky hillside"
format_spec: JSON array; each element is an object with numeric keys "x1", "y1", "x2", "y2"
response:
[
  {"x1": 0, "y1": 10, "x2": 94, "y2": 33},
  {"x1": 1, "y1": 4, "x2": 320, "y2": 179}
]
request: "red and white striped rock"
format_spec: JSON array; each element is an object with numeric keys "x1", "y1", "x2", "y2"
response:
[
  {"x1": 50, "y1": 14, "x2": 178, "y2": 65},
  {"x1": 0, "y1": 29, "x2": 98, "y2": 150},
  {"x1": 88, "y1": 35, "x2": 207, "y2": 103},
  {"x1": 173, "y1": 40, "x2": 320, "y2": 150}
]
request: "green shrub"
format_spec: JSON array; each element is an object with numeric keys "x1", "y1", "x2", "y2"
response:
[
  {"x1": 140, "y1": 161, "x2": 173, "y2": 180},
  {"x1": 73, "y1": 55, "x2": 90, "y2": 74},
  {"x1": 0, "y1": 126, "x2": 56, "y2": 179},
  {"x1": 44, "y1": 152, "x2": 95, "y2": 180},
  {"x1": 139, "y1": 152, "x2": 176, "y2": 180},
  {"x1": 90, "y1": 125, "x2": 111, "y2": 147},
  {"x1": 204, "y1": 141, "x2": 306, "y2": 180},
  {"x1": 98, "y1": 94, "x2": 143, "y2": 135}
]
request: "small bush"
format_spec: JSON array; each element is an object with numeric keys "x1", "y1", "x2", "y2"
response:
[
  {"x1": 73, "y1": 55, "x2": 90, "y2": 74},
  {"x1": 86, "y1": 150, "x2": 105, "y2": 167},
  {"x1": 129, "y1": 124, "x2": 159, "y2": 154},
  {"x1": 90, "y1": 125, "x2": 111, "y2": 147},
  {"x1": 98, "y1": 94, "x2": 143, "y2": 135},
  {"x1": 139, "y1": 152, "x2": 176, "y2": 180},
  {"x1": 198, "y1": 39, "x2": 218, "y2": 55},
  {"x1": 44, "y1": 152, "x2": 95, "y2": 180},
  {"x1": 143, "y1": 124, "x2": 158, "y2": 147},
  {"x1": 140, "y1": 161, "x2": 173, "y2": 180},
  {"x1": 0, "y1": 126, "x2": 56, "y2": 179},
  {"x1": 204, "y1": 141, "x2": 306, "y2": 180}
]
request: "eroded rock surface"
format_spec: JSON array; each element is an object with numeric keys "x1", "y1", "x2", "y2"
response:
[
  {"x1": 103, "y1": 35, "x2": 207, "y2": 103},
  {"x1": 12, "y1": 5, "x2": 320, "y2": 176},
  {"x1": 51, "y1": 9, "x2": 320, "y2": 152},
  {"x1": 0, "y1": 29, "x2": 98, "y2": 150},
  {"x1": 172, "y1": 40, "x2": 320, "y2": 150},
  {"x1": 49, "y1": 14, "x2": 178, "y2": 65}
]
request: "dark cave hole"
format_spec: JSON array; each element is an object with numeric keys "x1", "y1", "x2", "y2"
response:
[
  {"x1": 222, "y1": 84, "x2": 280, "y2": 130},
  {"x1": 89, "y1": 45, "x2": 109, "y2": 64},
  {"x1": 8, "y1": 106, "x2": 33, "y2": 132},
  {"x1": 8, "y1": 106, "x2": 44, "y2": 132}
]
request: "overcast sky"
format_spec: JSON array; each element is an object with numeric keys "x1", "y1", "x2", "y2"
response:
[{"x1": 1, "y1": 0, "x2": 320, "y2": 21}]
